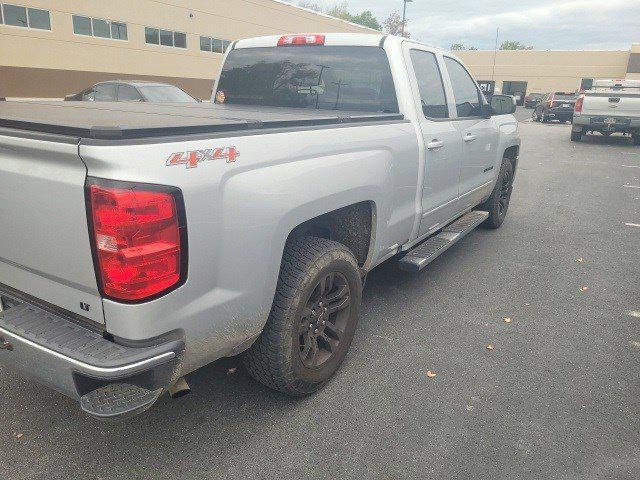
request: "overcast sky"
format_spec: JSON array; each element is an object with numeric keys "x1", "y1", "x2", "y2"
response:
[{"x1": 304, "y1": 0, "x2": 640, "y2": 50}]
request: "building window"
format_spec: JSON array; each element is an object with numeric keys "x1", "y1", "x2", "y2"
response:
[
  {"x1": 72, "y1": 14, "x2": 127, "y2": 40},
  {"x1": 200, "y1": 35, "x2": 231, "y2": 54},
  {"x1": 145, "y1": 27, "x2": 158, "y2": 44},
  {"x1": 27, "y1": 7, "x2": 50, "y2": 30},
  {"x1": 174, "y1": 31, "x2": 186, "y2": 48},
  {"x1": 146, "y1": 27, "x2": 187, "y2": 48},
  {"x1": 111, "y1": 21, "x2": 127, "y2": 40},
  {"x1": 92, "y1": 18, "x2": 110, "y2": 38},
  {"x1": 200, "y1": 35, "x2": 211, "y2": 52},
  {"x1": 1, "y1": 4, "x2": 50, "y2": 30}
]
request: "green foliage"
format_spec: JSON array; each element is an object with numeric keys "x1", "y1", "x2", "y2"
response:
[
  {"x1": 500, "y1": 40, "x2": 534, "y2": 50},
  {"x1": 350, "y1": 11, "x2": 382, "y2": 30},
  {"x1": 451, "y1": 43, "x2": 479, "y2": 51},
  {"x1": 298, "y1": 1, "x2": 382, "y2": 31}
]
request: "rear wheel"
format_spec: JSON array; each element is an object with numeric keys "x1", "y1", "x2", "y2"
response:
[
  {"x1": 242, "y1": 236, "x2": 362, "y2": 396},
  {"x1": 633, "y1": 132, "x2": 640, "y2": 146},
  {"x1": 571, "y1": 130, "x2": 583, "y2": 142},
  {"x1": 479, "y1": 157, "x2": 515, "y2": 229},
  {"x1": 540, "y1": 111, "x2": 547, "y2": 123}
]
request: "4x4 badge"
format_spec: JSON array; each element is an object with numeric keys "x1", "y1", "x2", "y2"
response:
[{"x1": 166, "y1": 146, "x2": 239, "y2": 169}]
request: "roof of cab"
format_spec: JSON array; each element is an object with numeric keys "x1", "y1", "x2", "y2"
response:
[
  {"x1": 234, "y1": 33, "x2": 386, "y2": 49},
  {"x1": 233, "y1": 33, "x2": 451, "y2": 58}
]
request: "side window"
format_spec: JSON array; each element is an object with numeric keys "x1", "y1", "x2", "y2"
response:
[
  {"x1": 94, "y1": 84, "x2": 117, "y2": 101},
  {"x1": 410, "y1": 50, "x2": 448, "y2": 119},
  {"x1": 444, "y1": 57, "x2": 482, "y2": 118},
  {"x1": 81, "y1": 88, "x2": 95, "y2": 101},
  {"x1": 117, "y1": 85, "x2": 142, "y2": 102}
]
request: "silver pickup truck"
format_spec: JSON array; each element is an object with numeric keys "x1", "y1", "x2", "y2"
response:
[
  {"x1": 572, "y1": 79, "x2": 640, "y2": 144},
  {"x1": 0, "y1": 33, "x2": 520, "y2": 419}
]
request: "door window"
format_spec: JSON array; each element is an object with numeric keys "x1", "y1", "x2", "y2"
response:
[
  {"x1": 94, "y1": 84, "x2": 117, "y2": 101},
  {"x1": 444, "y1": 57, "x2": 482, "y2": 118},
  {"x1": 117, "y1": 85, "x2": 142, "y2": 102},
  {"x1": 81, "y1": 89, "x2": 95, "y2": 101},
  {"x1": 410, "y1": 50, "x2": 449, "y2": 119}
]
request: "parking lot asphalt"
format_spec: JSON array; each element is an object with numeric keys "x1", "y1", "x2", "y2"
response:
[{"x1": 1, "y1": 109, "x2": 639, "y2": 480}]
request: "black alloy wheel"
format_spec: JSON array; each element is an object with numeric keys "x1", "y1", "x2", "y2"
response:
[{"x1": 298, "y1": 272, "x2": 351, "y2": 369}]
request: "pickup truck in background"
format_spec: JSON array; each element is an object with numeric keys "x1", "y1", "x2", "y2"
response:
[
  {"x1": 572, "y1": 79, "x2": 640, "y2": 144},
  {"x1": 0, "y1": 33, "x2": 519, "y2": 419}
]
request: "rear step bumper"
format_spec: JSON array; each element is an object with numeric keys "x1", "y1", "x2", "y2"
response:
[{"x1": 0, "y1": 293, "x2": 184, "y2": 419}]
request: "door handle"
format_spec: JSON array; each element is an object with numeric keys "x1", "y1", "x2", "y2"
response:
[
  {"x1": 464, "y1": 133, "x2": 478, "y2": 142},
  {"x1": 427, "y1": 140, "x2": 445, "y2": 150}
]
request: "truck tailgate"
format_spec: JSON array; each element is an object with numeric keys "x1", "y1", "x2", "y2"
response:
[
  {"x1": 583, "y1": 94, "x2": 640, "y2": 118},
  {"x1": 0, "y1": 132, "x2": 104, "y2": 324}
]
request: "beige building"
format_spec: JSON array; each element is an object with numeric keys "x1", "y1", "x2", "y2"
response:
[
  {"x1": 457, "y1": 45, "x2": 640, "y2": 97},
  {"x1": 1, "y1": 1, "x2": 638, "y2": 100},
  {"x1": 0, "y1": 0, "x2": 373, "y2": 99}
]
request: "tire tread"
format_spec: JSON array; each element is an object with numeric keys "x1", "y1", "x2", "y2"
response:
[{"x1": 242, "y1": 236, "x2": 360, "y2": 396}]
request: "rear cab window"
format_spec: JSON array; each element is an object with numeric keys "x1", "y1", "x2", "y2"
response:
[
  {"x1": 215, "y1": 46, "x2": 398, "y2": 113},
  {"x1": 443, "y1": 57, "x2": 483, "y2": 118}
]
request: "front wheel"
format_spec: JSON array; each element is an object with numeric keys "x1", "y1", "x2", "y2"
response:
[
  {"x1": 479, "y1": 157, "x2": 515, "y2": 229},
  {"x1": 242, "y1": 236, "x2": 362, "y2": 396},
  {"x1": 633, "y1": 132, "x2": 640, "y2": 146}
]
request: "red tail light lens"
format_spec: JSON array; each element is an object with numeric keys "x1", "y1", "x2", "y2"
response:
[
  {"x1": 278, "y1": 34, "x2": 325, "y2": 46},
  {"x1": 87, "y1": 179, "x2": 187, "y2": 302},
  {"x1": 574, "y1": 95, "x2": 584, "y2": 113}
]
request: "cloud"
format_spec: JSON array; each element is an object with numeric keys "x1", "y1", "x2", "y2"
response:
[{"x1": 304, "y1": 0, "x2": 640, "y2": 50}]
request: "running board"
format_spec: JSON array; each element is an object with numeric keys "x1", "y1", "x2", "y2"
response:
[{"x1": 398, "y1": 210, "x2": 489, "y2": 273}]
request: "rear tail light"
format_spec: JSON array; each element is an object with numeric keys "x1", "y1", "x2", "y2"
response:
[
  {"x1": 277, "y1": 34, "x2": 325, "y2": 46},
  {"x1": 548, "y1": 94, "x2": 555, "y2": 108},
  {"x1": 86, "y1": 179, "x2": 187, "y2": 302},
  {"x1": 574, "y1": 95, "x2": 584, "y2": 113}
]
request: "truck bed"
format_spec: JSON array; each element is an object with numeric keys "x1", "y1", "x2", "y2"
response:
[{"x1": 0, "y1": 101, "x2": 404, "y2": 141}]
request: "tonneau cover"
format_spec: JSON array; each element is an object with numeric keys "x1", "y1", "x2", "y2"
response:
[{"x1": 0, "y1": 101, "x2": 404, "y2": 140}]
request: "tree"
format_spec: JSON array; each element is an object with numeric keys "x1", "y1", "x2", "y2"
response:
[
  {"x1": 500, "y1": 40, "x2": 534, "y2": 50},
  {"x1": 383, "y1": 11, "x2": 410, "y2": 37},
  {"x1": 450, "y1": 43, "x2": 478, "y2": 51},
  {"x1": 326, "y1": 1, "x2": 351, "y2": 20},
  {"x1": 350, "y1": 11, "x2": 382, "y2": 30},
  {"x1": 298, "y1": 1, "x2": 323, "y2": 12},
  {"x1": 299, "y1": 2, "x2": 382, "y2": 31}
]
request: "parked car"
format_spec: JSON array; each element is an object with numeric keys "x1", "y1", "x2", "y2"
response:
[
  {"x1": 0, "y1": 33, "x2": 520, "y2": 419},
  {"x1": 571, "y1": 79, "x2": 640, "y2": 144},
  {"x1": 532, "y1": 92, "x2": 578, "y2": 123},
  {"x1": 511, "y1": 92, "x2": 524, "y2": 106},
  {"x1": 65, "y1": 81, "x2": 199, "y2": 103},
  {"x1": 524, "y1": 93, "x2": 543, "y2": 109}
]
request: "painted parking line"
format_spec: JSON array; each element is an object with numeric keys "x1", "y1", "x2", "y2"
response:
[
  {"x1": 623, "y1": 185, "x2": 640, "y2": 189},
  {"x1": 625, "y1": 222, "x2": 640, "y2": 228},
  {"x1": 622, "y1": 165, "x2": 640, "y2": 169}
]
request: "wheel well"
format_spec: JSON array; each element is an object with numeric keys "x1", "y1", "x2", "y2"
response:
[
  {"x1": 504, "y1": 145, "x2": 519, "y2": 171},
  {"x1": 287, "y1": 202, "x2": 374, "y2": 269}
]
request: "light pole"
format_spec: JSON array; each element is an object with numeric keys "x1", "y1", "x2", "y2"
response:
[{"x1": 401, "y1": 0, "x2": 413, "y2": 37}]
